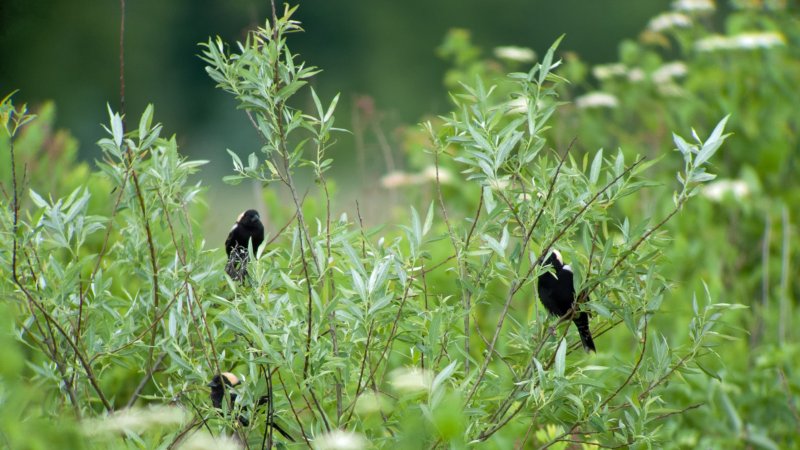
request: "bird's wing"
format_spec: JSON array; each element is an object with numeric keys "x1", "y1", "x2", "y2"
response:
[{"x1": 561, "y1": 265, "x2": 576, "y2": 295}]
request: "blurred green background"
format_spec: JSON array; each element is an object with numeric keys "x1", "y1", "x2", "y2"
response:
[
  {"x1": 1, "y1": 0, "x2": 668, "y2": 170},
  {"x1": 3, "y1": 1, "x2": 800, "y2": 448},
  {"x1": 1, "y1": 0, "x2": 672, "y2": 237}
]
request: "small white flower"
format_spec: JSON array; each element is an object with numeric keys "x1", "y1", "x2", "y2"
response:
[
  {"x1": 592, "y1": 63, "x2": 628, "y2": 80},
  {"x1": 648, "y1": 12, "x2": 691, "y2": 32},
  {"x1": 627, "y1": 68, "x2": 646, "y2": 83},
  {"x1": 672, "y1": 0, "x2": 715, "y2": 13},
  {"x1": 390, "y1": 367, "x2": 432, "y2": 393},
  {"x1": 652, "y1": 61, "x2": 688, "y2": 84},
  {"x1": 575, "y1": 92, "x2": 619, "y2": 109},
  {"x1": 702, "y1": 179, "x2": 750, "y2": 201},
  {"x1": 695, "y1": 35, "x2": 729, "y2": 52},
  {"x1": 734, "y1": 31, "x2": 786, "y2": 49},
  {"x1": 315, "y1": 430, "x2": 368, "y2": 450},
  {"x1": 494, "y1": 46, "x2": 536, "y2": 63}
]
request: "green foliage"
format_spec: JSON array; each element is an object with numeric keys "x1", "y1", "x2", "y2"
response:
[{"x1": 4, "y1": 2, "x2": 797, "y2": 449}]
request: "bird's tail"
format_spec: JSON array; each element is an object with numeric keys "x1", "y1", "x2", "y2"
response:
[
  {"x1": 573, "y1": 311, "x2": 596, "y2": 352},
  {"x1": 226, "y1": 248, "x2": 249, "y2": 281}
]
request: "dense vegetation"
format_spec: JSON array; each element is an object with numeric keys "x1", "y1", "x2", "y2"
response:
[{"x1": 2, "y1": 2, "x2": 798, "y2": 449}]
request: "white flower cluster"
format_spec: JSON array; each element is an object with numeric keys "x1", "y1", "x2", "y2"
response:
[
  {"x1": 575, "y1": 92, "x2": 619, "y2": 109},
  {"x1": 696, "y1": 32, "x2": 786, "y2": 52},
  {"x1": 648, "y1": 12, "x2": 692, "y2": 32},
  {"x1": 702, "y1": 179, "x2": 750, "y2": 201},
  {"x1": 390, "y1": 367, "x2": 433, "y2": 393},
  {"x1": 592, "y1": 63, "x2": 627, "y2": 80},
  {"x1": 592, "y1": 63, "x2": 646, "y2": 83},
  {"x1": 652, "y1": 61, "x2": 688, "y2": 84},
  {"x1": 494, "y1": 46, "x2": 536, "y2": 63}
]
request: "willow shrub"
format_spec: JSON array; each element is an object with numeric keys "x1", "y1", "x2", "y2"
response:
[{"x1": 1, "y1": 4, "x2": 738, "y2": 449}]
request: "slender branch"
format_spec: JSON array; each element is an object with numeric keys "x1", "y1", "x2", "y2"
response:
[
  {"x1": 276, "y1": 370, "x2": 312, "y2": 447},
  {"x1": 356, "y1": 200, "x2": 367, "y2": 258},
  {"x1": 433, "y1": 148, "x2": 471, "y2": 372},
  {"x1": 649, "y1": 403, "x2": 703, "y2": 422},
  {"x1": 365, "y1": 274, "x2": 415, "y2": 387},
  {"x1": 599, "y1": 317, "x2": 648, "y2": 410},
  {"x1": 523, "y1": 138, "x2": 576, "y2": 247},
  {"x1": 120, "y1": 141, "x2": 161, "y2": 373},
  {"x1": 119, "y1": 0, "x2": 126, "y2": 119},
  {"x1": 125, "y1": 353, "x2": 166, "y2": 408},
  {"x1": 16, "y1": 284, "x2": 112, "y2": 412}
]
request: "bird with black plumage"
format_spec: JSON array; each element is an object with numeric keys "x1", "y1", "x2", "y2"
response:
[
  {"x1": 224, "y1": 209, "x2": 264, "y2": 281},
  {"x1": 536, "y1": 249, "x2": 596, "y2": 352}
]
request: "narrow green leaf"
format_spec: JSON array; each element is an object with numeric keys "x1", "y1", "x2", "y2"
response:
[
  {"x1": 590, "y1": 148, "x2": 603, "y2": 184},
  {"x1": 554, "y1": 338, "x2": 566, "y2": 377}
]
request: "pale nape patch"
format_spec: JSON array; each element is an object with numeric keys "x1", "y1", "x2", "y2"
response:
[
  {"x1": 221, "y1": 372, "x2": 240, "y2": 386},
  {"x1": 563, "y1": 264, "x2": 572, "y2": 273},
  {"x1": 552, "y1": 249, "x2": 563, "y2": 264}
]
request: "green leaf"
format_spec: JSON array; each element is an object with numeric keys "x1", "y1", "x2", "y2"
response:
[
  {"x1": 554, "y1": 338, "x2": 566, "y2": 377},
  {"x1": 590, "y1": 148, "x2": 603, "y2": 185},
  {"x1": 694, "y1": 115, "x2": 731, "y2": 167},
  {"x1": 227, "y1": 149, "x2": 243, "y2": 170},
  {"x1": 138, "y1": 104, "x2": 154, "y2": 142},
  {"x1": 29, "y1": 189, "x2": 48, "y2": 208},
  {"x1": 325, "y1": 93, "x2": 340, "y2": 123},
  {"x1": 431, "y1": 361, "x2": 458, "y2": 396},
  {"x1": 538, "y1": 34, "x2": 565, "y2": 85},
  {"x1": 108, "y1": 105, "x2": 123, "y2": 148},
  {"x1": 423, "y1": 202, "x2": 434, "y2": 237}
]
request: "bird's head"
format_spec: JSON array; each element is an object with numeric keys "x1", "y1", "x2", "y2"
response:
[
  {"x1": 237, "y1": 209, "x2": 262, "y2": 227},
  {"x1": 208, "y1": 372, "x2": 241, "y2": 389},
  {"x1": 545, "y1": 249, "x2": 563, "y2": 268}
]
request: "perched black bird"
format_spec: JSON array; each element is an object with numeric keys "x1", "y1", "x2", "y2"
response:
[
  {"x1": 537, "y1": 250, "x2": 596, "y2": 352},
  {"x1": 208, "y1": 372, "x2": 294, "y2": 441},
  {"x1": 208, "y1": 372, "x2": 242, "y2": 411},
  {"x1": 225, "y1": 209, "x2": 265, "y2": 280}
]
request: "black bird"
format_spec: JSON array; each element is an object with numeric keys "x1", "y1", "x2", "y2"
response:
[
  {"x1": 208, "y1": 372, "x2": 294, "y2": 441},
  {"x1": 537, "y1": 249, "x2": 596, "y2": 352},
  {"x1": 225, "y1": 209, "x2": 265, "y2": 280}
]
